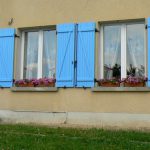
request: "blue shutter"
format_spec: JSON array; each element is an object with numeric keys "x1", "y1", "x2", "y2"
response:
[
  {"x1": 148, "y1": 18, "x2": 150, "y2": 87},
  {"x1": 77, "y1": 22, "x2": 95, "y2": 87},
  {"x1": 56, "y1": 24, "x2": 75, "y2": 87},
  {"x1": 0, "y1": 28, "x2": 15, "y2": 87}
]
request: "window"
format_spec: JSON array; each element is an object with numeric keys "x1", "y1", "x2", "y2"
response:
[
  {"x1": 21, "y1": 28, "x2": 56, "y2": 79},
  {"x1": 99, "y1": 21, "x2": 146, "y2": 80}
]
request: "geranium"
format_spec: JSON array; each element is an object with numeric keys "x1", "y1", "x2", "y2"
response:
[
  {"x1": 14, "y1": 79, "x2": 27, "y2": 86},
  {"x1": 14, "y1": 78, "x2": 56, "y2": 87},
  {"x1": 123, "y1": 76, "x2": 148, "y2": 84},
  {"x1": 97, "y1": 78, "x2": 121, "y2": 85}
]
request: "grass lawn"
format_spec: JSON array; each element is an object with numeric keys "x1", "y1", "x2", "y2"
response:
[{"x1": 0, "y1": 124, "x2": 150, "y2": 149}]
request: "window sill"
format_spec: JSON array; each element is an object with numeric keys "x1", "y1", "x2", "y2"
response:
[
  {"x1": 91, "y1": 87, "x2": 150, "y2": 92},
  {"x1": 11, "y1": 87, "x2": 58, "y2": 92}
]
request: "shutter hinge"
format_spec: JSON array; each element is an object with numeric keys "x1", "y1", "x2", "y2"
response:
[
  {"x1": 83, "y1": 86, "x2": 86, "y2": 89},
  {"x1": 94, "y1": 78, "x2": 97, "y2": 82},
  {"x1": 0, "y1": 85, "x2": 4, "y2": 89},
  {"x1": 145, "y1": 25, "x2": 148, "y2": 29},
  {"x1": 95, "y1": 29, "x2": 99, "y2": 32},
  {"x1": 15, "y1": 34, "x2": 20, "y2": 38}
]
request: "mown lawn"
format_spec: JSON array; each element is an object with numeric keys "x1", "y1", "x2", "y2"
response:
[{"x1": 0, "y1": 124, "x2": 150, "y2": 150}]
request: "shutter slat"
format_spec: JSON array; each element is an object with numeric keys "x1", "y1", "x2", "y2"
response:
[
  {"x1": 56, "y1": 24, "x2": 75, "y2": 87},
  {"x1": 77, "y1": 22, "x2": 95, "y2": 87},
  {"x1": 0, "y1": 28, "x2": 15, "y2": 87}
]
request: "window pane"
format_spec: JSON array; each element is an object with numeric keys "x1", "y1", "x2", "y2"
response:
[
  {"x1": 104, "y1": 25, "x2": 121, "y2": 79},
  {"x1": 24, "y1": 32, "x2": 39, "y2": 79},
  {"x1": 127, "y1": 24, "x2": 145, "y2": 77},
  {"x1": 42, "y1": 30, "x2": 56, "y2": 78}
]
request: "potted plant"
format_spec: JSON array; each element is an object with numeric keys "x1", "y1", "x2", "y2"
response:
[
  {"x1": 112, "y1": 64, "x2": 121, "y2": 79},
  {"x1": 123, "y1": 76, "x2": 148, "y2": 87},
  {"x1": 97, "y1": 64, "x2": 121, "y2": 87},
  {"x1": 127, "y1": 64, "x2": 136, "y2": 76}
]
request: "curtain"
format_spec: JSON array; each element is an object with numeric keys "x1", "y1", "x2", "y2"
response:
[
  {"x1": 42, "y1": 30, "x2": 56, "y2": 78},
  {"x1": 104, "y1": 25, "x2": 121, "y2": 79},
  {"x1": 127, "y1": 24, "x2": 145, "y2": 77},
  {"x1": 24, "y1": 32, "x2": 39, "y2": 79}
]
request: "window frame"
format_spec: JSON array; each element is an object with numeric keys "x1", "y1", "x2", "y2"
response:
[
  {"x1": 20, "y1": 27, "x2": 57, "y2": 79},
  {"x1": 99, "y1": 21, "x2": 147, "y2": 80}
]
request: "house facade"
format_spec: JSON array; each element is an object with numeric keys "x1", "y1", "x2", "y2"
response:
[{"x1": 0, "y1": 0, "x2": 150, "y2": 129}]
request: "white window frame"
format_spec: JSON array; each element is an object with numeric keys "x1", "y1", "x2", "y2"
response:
[
  {"x1": 20, "y1": 28, "x2": 56, "y2": 79},
  {"x1": 99, "y1": 21, "x2": 146, "y2": 80}
]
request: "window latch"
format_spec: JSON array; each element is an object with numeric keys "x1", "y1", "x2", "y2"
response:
[{"x1": 74, "y1": 60, "x2": 77, "y2": 68}]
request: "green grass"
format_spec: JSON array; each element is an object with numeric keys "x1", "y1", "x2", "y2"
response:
[{"x1": 0, "y1": 124, "x2": 150, "y2": 150}]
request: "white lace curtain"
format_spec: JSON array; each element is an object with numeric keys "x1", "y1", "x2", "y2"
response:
[
  {"x1": 127, "y1": 24, "x2": 145, "y2": 77},
  {"x1": 104, "y1": 25, "x2": 121, "y2": 79},
  {"x1": 24, "y1": 30, "x2": 56, "y2": 79},
  {"x1": 25, "y1": 32, "x2": 38, "y2": 79},
  {"x1": 42, "y1": 30, "x2": 56, "y2": 78}
]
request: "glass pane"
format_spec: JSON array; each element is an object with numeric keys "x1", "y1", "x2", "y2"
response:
[
  {"x1": 24, "y1": 32, "x2": 39, "y2": 79},
  {"x1": 127, "y1": 24, "x2": 145, "y2": 77},
  {"x1": 42, "y1": 30, "x2": 56, "y2": 78},
  {"x1": 104, "y1": 25, "x2": 121, "y2": 79}
]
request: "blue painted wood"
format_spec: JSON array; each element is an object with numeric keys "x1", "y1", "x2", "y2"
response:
[
  {"x1": 0, "y1": 28, "x2": 15, "y2": 87},
  {"x1": 56, "y1": 24, "x2": 75, "y2": 87},
  {"x1": 77, "y1": 22, "x2": 95, "y2": 87},
  {"x1": 148, "y1": 18, "x2": 150, "y2": 87}
]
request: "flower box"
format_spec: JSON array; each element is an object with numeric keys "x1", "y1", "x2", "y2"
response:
[
  {"x1": 123, "y1": 76, "x2": 147, "y2": 87},
  {"x1": 37, "y1": 82, "x2": 55, "y2": 87},
  {"x1": 97, "y1": 79, "x2": 120, "y2": 87},
  {"x1": 124, "y1": 82, "x2": 145, "y2": 87},
  {"x1": 98, "y1": 82, "x2": 120, "y2": 87},
  {"x1": 14, "y1": 78, "x2": 56, "y2": 87},
  {"x1": 15, "y1": 82, "x2": 34, "y2": 87},
  {"x1": 16, "y1": 83, "x2": 28, "y2": 87}
]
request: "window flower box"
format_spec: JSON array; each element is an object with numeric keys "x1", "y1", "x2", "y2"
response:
[
  {"x1": 124, "y1": 82, "x2": 145, "y2": 87},
  {"x1": 123, "y1": 76, "x2": 147, "y2": 87},
  {"x1": 14, "y1": 78, "x2": 56, "y2": 87},
  {"x1": 14, "y1": 79, "x2": 32, "y2": 87},
  {"x1": 97, "y1": 79, "x2": 120, "y2": 87},
  {"x1": 36, "y1": 78, "x2": 56, "y2": 87}
]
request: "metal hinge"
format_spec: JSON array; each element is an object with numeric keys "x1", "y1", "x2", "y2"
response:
[
  {"x1": 95, "y1": 29, "x2": 99, "y2": 32},
  {"x1": 145, "y1": 25, "x2": 148, "y2": 29},
  {"x1": 15, "y1": 34, "x2": 20, "y2": 38}
]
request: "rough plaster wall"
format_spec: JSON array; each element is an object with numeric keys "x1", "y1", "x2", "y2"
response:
[
  {"x1": 0, "y1": 0, "x2": 150, "y2": 28},
  {"x1": 0, "y1": 0, "x2": 150, "y2": 114}
]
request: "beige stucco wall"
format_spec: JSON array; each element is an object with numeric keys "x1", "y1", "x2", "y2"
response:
[
  {"x1": 0, "y1": 89, "x2": 150, "y2": 114},
  {"x1": 0, "y1": 0, "x2": 150, "y2": 114}
]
